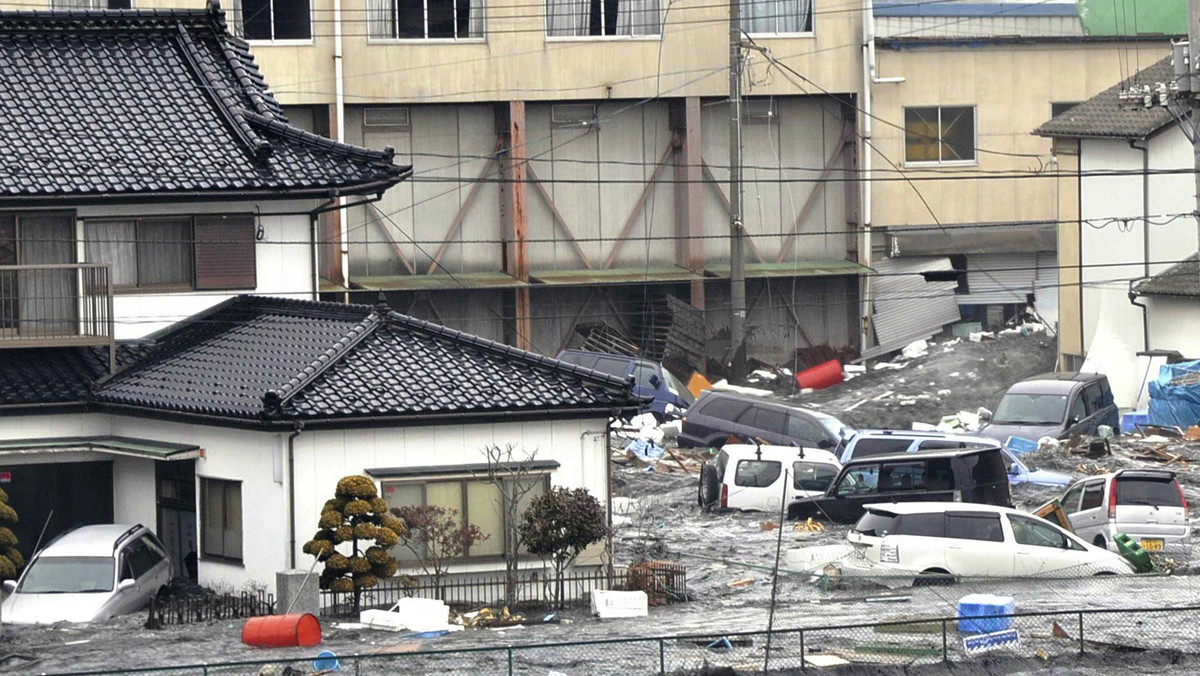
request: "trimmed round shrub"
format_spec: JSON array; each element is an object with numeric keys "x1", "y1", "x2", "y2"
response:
[
  {"x1": 0, "y1": 528, "x2": 15, "y2": 548},
  {"x1": 335, "y1": 476, "x2": 378, "y2": 500},
  {"x1": 380, "y1": 514, "x2": 404, "y2": 534},
  {"x1": 324, "y1": 553, "x2": 350, "y2": 572},
  {"x1": 313, "y1": 529, "x2": 336, "y2": 543},
  {"x1": 329, "y1": 577, "x2": 354, "y2": 593},
  {"x1": 322, "y1": 498, "x2": 348, "y2": 513},
  {"x1": 364, "y1": 546, "x2": 390, "y2": 565},
  {"x1": 302, "y1": 539, "x2": 335, "y2": 558},
  {"x1": 0, "y1": 487, "x2": 7, "y2": 503},
  {"x1": 3, "y1": 547, "x2": 22, "y2": 569},
  {"x1": 347, "y1": 556, "x2": 371, "y2": 574},
  {"x1": 354, "y1": 523, "x2": 379, "y2": 540},
  {"x1": 0, "y1": 555, "x2": 14, "y2": 580},
  {"x1": 352, "y1": 573, "x2": 379, "y2": 589},
  {"x1": 375, "y1": 526, "x2": 399, "y2": 548},
  {"x1": 369, "y1": 497, "x2": 389, "y2": 514},
  {"x1": 318, "y1": 510, "x2": 342, "y2": 529},
  {"x1": 343, "y1": 500, "x2": 371, "y2": 517},
  {"x1": 371, "y1": 559, "x2": 398, "y2": 578},
  {"x1": 334, "y1": 525, "x2": 355, "y2": 543},
  {"x1": 0, "y1": 502, "x2": 16, "y2": 524}
]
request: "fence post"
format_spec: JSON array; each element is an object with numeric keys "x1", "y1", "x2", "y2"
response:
[
  {"x1": 659, "y1": 637, "x2": 665, "y2": 675},
  {"x1": 800, "y1": 630, "x2": 806, "y2": 669},
  {"x1": 355, "y1": 655, "x2": 361, "y2": 676},
  {"x1": 1078, "y1": 612, "x2": 1085, "y2": 655},
  {"x1": 941, "y1": 619, "x2": 948, "y2": 662},
  {"x1": 508, "y1": 646, "x2": 514, "y2": 676}
]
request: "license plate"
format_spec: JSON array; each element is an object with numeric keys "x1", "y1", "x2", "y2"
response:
[{"x1": 1141, "y1": 538, "x2": 1165, "y2": 552}]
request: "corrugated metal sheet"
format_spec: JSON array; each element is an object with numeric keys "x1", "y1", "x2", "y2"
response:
[
  {"x1": 1035, "y1": 251, "x2": 1059, "y2": 325},
  {"x1": 865, "y1": 256, "x2": 962, "y2": 359},
  {"x1": 875, "y1": 14, "x2": 1082, "y2": 38},
  {"x1": 962, "y1": 253, "x2": 1037, "y2": 305}
]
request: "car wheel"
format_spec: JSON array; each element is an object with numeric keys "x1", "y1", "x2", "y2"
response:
[
  {"x1": 913, "y1": 569, "x2": 955, "y2": 587},
  {"x1": 698, "y1": 463, "x2": 721, "y2": 511},
  {"x1": 1093, "y1": 535, "x2": 1107, "y2": 550}
]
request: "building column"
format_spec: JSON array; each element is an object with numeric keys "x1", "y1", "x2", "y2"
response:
[
  {"x1": 498, "y1": 101, "x2": 532, "y2": 351},
  {"x1": 672, "y1": 97, "x2": 705, "y2": 311}
]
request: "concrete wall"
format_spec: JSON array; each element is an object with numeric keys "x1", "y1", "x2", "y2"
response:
[{"x1": 872, "y1": 41, "x2": 1169, "y2": 230}]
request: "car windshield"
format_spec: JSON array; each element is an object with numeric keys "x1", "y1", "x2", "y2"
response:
[
  {"x1": 17, "y1": 556, "x2": 114, "y2": 594},
  {"x1": 992, "y1": 393, "x2": 1068, "y2": 425},
  {"x1": 665, "y1": 371, "x2": 695, "y2": 406}
]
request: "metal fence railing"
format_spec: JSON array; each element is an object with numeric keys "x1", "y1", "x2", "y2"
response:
[
  {"x1": 320, "y1": 565, "x2": 690, "y2": 617},
  {"x1": 0, "y1": 263, "x2": 113, "y2": 349},
  {"x1": 148, "y1": 590, "x2": 275, "y2": 627},
  {"x1": 39, "y1": 604, "x2": 1200, "y2": 676}
]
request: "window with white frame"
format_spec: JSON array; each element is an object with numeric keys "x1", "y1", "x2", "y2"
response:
[
  {"x1": 740, "y1": 0, "x2": 812, "y2": 34},
  {"x1": 381, "y1": 475, "x2": 548, "y2": 560},
  {"x1": 368, "y1": 0, "x2": 485, "y2": 39},
  {"x1": 228, "y1": 0, "x2": 312, "y2": 41},
  {"x1": 904, "y1": 106, "x2": 976, "y2": 164},
  {"x1": 546, "y1": 0, "x2": 662, "y2": 37}
]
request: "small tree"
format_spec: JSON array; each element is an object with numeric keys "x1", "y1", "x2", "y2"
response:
[
  {"x1": 475, "y1": 443, "x2": 543, "y2": 606},
  {"x1": 518, "y1": 487, "x2": 608, "y2": 608},
  {"x1": 392, "y1": 504, "x2": 486, "y2": 599},
  {"x1": 0, "y1": 487, "x2": 21, "y2": 582},
  {"x1": 302, "y1": 475, "x2": 404, "y2": 610}
]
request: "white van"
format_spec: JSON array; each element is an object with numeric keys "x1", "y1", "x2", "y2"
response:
[
  {"x1": 698, "y1": 445, "x2": 841, "y2": 513},
  {"x1": 1059, "y1": 469, "x2": 1189, "y2": 552}
]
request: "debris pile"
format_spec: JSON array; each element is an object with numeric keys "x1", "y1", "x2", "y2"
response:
[{"x1": 453, "y1": 606, "x2": 527, "y2": 629}]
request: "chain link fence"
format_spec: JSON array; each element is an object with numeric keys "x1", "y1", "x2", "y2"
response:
[{"x1": 40, "y1": 604, "x2": 1200, "y2": 676}]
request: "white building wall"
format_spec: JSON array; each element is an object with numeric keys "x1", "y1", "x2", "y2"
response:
[
  {"x1": 291, "y1": 417, "x2": 611, "y2": 575},
  {"x1": 1079, "y1": 128, "x2": 1198, "y2": 407},
  {"x1": 1146, "y1": 297, "x2": 1200, "y2": 358},
  {"x1": 77, "y1": 200, "x2": 316, "y2": 339}
]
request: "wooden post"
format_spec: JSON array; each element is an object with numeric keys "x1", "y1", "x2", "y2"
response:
[{"x1": 499, "y1": 101, "x2": 532, "y2": 351}]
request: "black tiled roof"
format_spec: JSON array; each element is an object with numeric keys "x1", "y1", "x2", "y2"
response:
[
  {"x1": 1034, "y1": 56, "x2": 1176, "y2": 139},
  {"x1": 0, "y1": 344, "x2": 147, "y2": 409},
  {"x1": 92, "y1": 295, "x2": 640, "y2": 423},
  {"x1": 1133, "y1": 253, "x2": 1200, "y2": 298},
  {"x1": 0, "y1": 3, "x2": 409, "y2": 204}
]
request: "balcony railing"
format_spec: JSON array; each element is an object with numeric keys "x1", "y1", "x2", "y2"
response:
[{"x1": 0, "y1": 263, "x2": 114, "y2": 358}]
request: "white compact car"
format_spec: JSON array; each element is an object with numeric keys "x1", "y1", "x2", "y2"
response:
[
  {"x1": 1, "y1": 524, "x2": 171, "y2": 624},
  {"x1": 847, "y1": 503, "x2": 1133, "y2": 580},
  {"x1": 1058, "y1": 469, "x2": 1189, "y2": 552},
  {"x1": 698, "y1": 444, "x2": 841, "y2": 512}
]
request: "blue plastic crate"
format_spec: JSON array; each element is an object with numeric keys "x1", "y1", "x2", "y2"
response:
[
  {"x1": 1121, "y1": 410, "x2": 1150, "y2": 434},
  {"x1": 956, "y1": 594, "x2": 1015, "y2": 634}
]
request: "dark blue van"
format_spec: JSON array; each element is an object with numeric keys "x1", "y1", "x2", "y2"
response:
[{"x1": 555, "y1": 350, "x2": 694, "y2": 419}]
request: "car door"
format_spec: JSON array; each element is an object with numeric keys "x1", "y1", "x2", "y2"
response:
[
  {"x1": 792, "y1": 459, "x2": 840, "y2": 501},
  {"x1": 943, "y1": 511, "x2": 1013, "y2": 576},
  {"x1": 726, "y1": 458, "x2": 784, "y2": 512},
  {"x1": 1058, "y1": 480, "x2": 1085, "y2": 523},
  {"x1": 1008, "y1": 513, "x2": 1092, "y2": 576},
  {"x1": 114, "y1": 544, "x2": 144, "y2": 617},
  {"x1": 141, "y1": 534, "x2": 171, "y2": 590},
  {"x1": 826, "y1": 463, "x2": 881, "y2": 522},
  {"x1": 786, "y1": 413, "x2": 828, "y2": 448},
  {"x1": 1063, "y1": 390, "x2": 1089, "y2": 437},
  {"x1": 631, "y1": 362, "x2": 659, "y2": 403},
  {"x1": 1070, "y1": 480, "x2": 1107, "y2": 545},
  {"x1": 735, "y1": 406, "x2": 789, "y2": 445},
  {"x1": 1080, "y1": 383, "x2": 1106, "y2": 435},
  {"x1": 686, "y1": 395, "x2": 751, "y2": 446}
]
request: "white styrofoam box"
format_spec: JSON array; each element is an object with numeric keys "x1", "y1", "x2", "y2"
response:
[
  {"x1": 360, "y1": 598, "x2": 452, "y2": 632},
  {"x1": 590, "y1": 590, "x2": 648, "y2": 619}
]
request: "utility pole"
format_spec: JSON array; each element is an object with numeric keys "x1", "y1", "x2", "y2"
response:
[
  {"x1": 729, "y1": 0, "x2": 747, "y2": 379},
  {"x1": 1189, "y1": 0, "x2": 1200, "y2": 254}
]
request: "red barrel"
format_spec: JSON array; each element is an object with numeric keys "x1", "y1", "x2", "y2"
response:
[
  {"x1": 795, "y1": 359, "x2": 844, "y2": 391},
  {"x1": 242, "y1": 614, "x2": 322, "y2": 648}
]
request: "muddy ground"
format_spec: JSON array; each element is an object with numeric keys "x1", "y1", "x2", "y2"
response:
[{"x1": 5, "y1": 333, "x2": 1200, "y2": 675}]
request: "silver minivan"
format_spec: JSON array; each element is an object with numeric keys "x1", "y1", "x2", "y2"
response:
[
  {"x1": 1059, "y1": 470, "x2": 1189, "y2": 553},
  {"x1": 1, "y1": 524, "x2": 171, "y2": 624}
]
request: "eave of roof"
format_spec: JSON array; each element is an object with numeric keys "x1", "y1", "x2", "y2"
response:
[{"x1": 1034, "y1": 55, "x2": 1179, "y2": 139}]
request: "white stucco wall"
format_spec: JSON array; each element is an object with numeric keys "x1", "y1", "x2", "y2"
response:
[
  {"x1": 75, "y1": 200, "x2": 316, "y2": 339},
  {"x1": 0, "y1": 411, "x2": 611, "y2": 593},
  {"x1": 1079, "y1": 128, "x2": 1199, "y2": 407},
  {"x1": 1145, "y1": 297, "x2": 1200, "y2": 358}
]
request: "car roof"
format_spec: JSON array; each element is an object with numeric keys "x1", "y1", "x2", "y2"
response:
[
  {"x1": 862, "y1": 502, "x2": 1017, "y2": 516},
  {"x1": 1075, "y1": 469, "x2": 1177, "y2": 482},
  {"x1": 851, "y1": 431, "x2": 1000, "y2": 446},
  {"x1": 698, "y1": 390, "x2": 828, "y2": 417},
  {"x1": 843, "y1": 447, "x2": 998, "y2": 465},
  {"x1": 1008, "y1": 371, "x2": 1104, "y2": 395},
  {"x1": 39, "y1": 524, "x2": 144, "y2": 558},
  {"x1": 721, "y1": 444, "x2": 841, "y2": 465}
]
